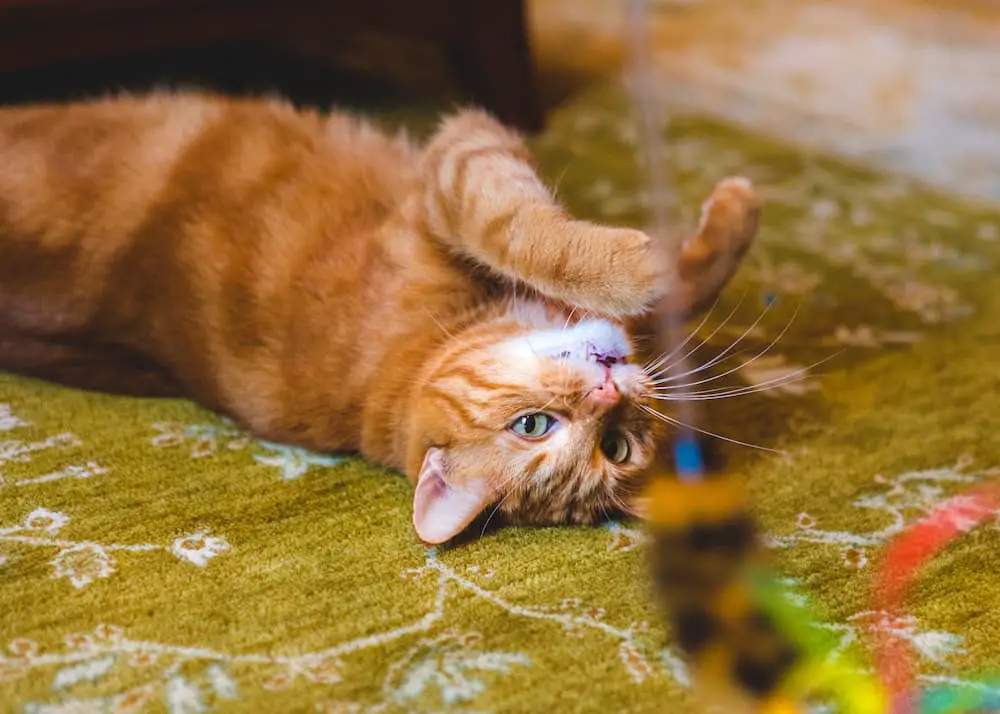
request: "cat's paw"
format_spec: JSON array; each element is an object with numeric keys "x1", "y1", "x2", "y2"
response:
[
  {"x1": 691, "y1": 176, "x2": 758, "y2": 263},
  {"x1": 565, "y1": 178, "x2": 758, "y2": 318},
  {"x1": 592, "y1": 225, "x2": 668, "y2": 316},
  {"x1": 670, "y1": 176, "x2": 759, "y2": 314}
]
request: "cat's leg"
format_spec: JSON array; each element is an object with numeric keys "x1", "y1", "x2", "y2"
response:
[
  {"x1": 420, "y1": 110, "x2": 758, "y2": 319},
  {"x1": 419, "y1": 110, "x2": 667, "y2": 317}
]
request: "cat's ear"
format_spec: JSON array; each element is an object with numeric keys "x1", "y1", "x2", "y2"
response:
[{"x1": 412, "y1": 447, "x2": 493, "y2": 544}]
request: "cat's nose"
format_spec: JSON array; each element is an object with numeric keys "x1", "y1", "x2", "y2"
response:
[{"x1": 583, "y1": 370, "x2": 621, "y2": 415}]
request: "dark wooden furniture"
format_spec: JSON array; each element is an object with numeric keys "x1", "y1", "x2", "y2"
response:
[{"x1": 0, "y1": 0, "x2": 543, "y2": 131}]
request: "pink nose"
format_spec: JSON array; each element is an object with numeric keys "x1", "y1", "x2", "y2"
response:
[{"x1": 584, "y1": 371, "x2": 621, "y2": 415}]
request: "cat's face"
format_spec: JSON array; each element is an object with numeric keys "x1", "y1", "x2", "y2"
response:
[{"x1": 409, "y1": 308, "x2": 660, "y2": 544}]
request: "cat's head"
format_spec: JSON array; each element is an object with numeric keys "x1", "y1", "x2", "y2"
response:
[{"x1": 407, "y1": 306, "x2": 661, "y2": 544}]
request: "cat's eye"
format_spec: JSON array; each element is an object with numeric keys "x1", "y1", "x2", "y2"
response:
[
  {"x1": 600, "y1": 432, "x2": 631, "y2": 464},
  {"x1": 509, "y1": 412, "x2": 557, "y2": 440}
]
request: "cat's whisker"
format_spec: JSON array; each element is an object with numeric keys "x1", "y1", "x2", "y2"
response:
[
  {"x1": 538, "y1": 394, "x2": 561, "y2": 412},
  {"x1": 598, "y1": 497, "x2": 612, "y2": 524},
  {"x1": 655, "y1": 348, "x2": 842, "y2": 394},
  {"x1": 423, "y1": 307, "x2": 457, "y2": 340},
  {"x1": 642, "y1": 292, "x2": 723, "y2": 373},
  {"x1": 651, "y1": 350, "x2": 843, "y2": 399},
  {"x1": 653, "y1": 295, "x2": 783, "y2": 385},
  {"x1": 483, "y1": 465, "x2": 540, "y2": 535},
  {"x1": 653, "y1": 300, "x2": 801, "y2": 390},
  {"x1": 638, "y1": 403, "x2": 783, "y2": 454},
  {"x1": 562, "y1": 305, "x2": 579, "y2": 333},
  {"x1": 646, "y1": 288, "x2": 748, "y2": 380},
  {"x1": 481, "y1": 487, "x2": 515, "y2": 537},
  {"x1": 645, "y1": 350, "x2": 749, "y2": 386},
  {"x1": 645, "y1": 348, "x2": 754, "y2": 386},
  {"x1": 606, "y1": 489, "x2": 637, "y2": 519},
  {"x1": 550, "y1": 164, "x2": 571, "y2": 200},
  {"x1": 644, "y1": 304, "x2": 727, "y2": 376},
  {"x1": 648, "y1": 375, "x2": 816, "y2": 401}
]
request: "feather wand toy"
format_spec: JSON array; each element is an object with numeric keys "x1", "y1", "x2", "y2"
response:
[{"x1": 623, "y1": 1, "x2": 886, "y2": 711}]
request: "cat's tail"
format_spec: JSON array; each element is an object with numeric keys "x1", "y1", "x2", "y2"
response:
[{"x1": 418, "y1": 109, "x2": 667, "y2": 318}]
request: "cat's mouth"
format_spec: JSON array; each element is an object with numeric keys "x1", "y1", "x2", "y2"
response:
[
  {"x1": 587, "y1": 345, "x2": 626, "y2": 368},
  {"x1": 551, "y1": 346, "x2": 627, "y2": 367}
]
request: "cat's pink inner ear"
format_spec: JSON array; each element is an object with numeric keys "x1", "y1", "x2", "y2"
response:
[{"x1": 412, "y1": 448, "x2": 493, "y2": 545}]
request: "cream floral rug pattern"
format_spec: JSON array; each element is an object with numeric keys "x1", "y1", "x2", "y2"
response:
[{"x1": 3, "y1": 84, "x2": 1000, "y2": 713}]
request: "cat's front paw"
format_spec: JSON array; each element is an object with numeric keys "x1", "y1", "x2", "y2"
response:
[
  {"x1": 537, "y1": 219, "x2": 667, "y2": 318},
  {"x1": 537, "y1": 219, "x2": 668, "y2": 319},
  {"x1": 597, "y1": 226, "x2": 668, "y2": 315}
]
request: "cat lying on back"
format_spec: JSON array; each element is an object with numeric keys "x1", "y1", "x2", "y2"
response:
[{"x1": 0, "y1": 93, "x2": 758, "y2": 543}]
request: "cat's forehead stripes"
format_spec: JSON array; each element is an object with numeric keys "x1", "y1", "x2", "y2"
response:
[{"x1": 435, "y1": 364, "x2": 525, "y2": 395}]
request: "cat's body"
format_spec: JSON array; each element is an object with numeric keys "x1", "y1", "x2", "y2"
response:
[{"x1": 0, "y1": 92, "x2": 758, "y2": 542}]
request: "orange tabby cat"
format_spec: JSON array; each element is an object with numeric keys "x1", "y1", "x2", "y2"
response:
[{"x1": 0, "y1": 92, "x2": 758, "y2": 543}]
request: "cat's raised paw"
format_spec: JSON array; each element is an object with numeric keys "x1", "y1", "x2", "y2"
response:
[
  {"x1": 607, "y1": 226, "x2": 669, "y2": 313},
  {"x1": 688, "y1": 176, "x2": 758, "y2": 269},
  {"x1": 670, "y1": 176, "x2": 760, "y2": 314},
  {"x1": 563, "y1": 223, "x2": 667, "y2": 318}
]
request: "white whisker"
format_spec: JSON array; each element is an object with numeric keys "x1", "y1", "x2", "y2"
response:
[
  {"x1": 606, "y1": 490, "x2": 638, "y2": 519},
  {"x1": 651, "y1": 350, "x2": 842, "y2": 399},
  {"x1": 638, "y1": 403, "x2": 783, "y2": 454},
  {"x1": 647, "y1": 289, "x2": 748, "y2": 379},
  {"x1": 656, "y1": 300, "x2": 801, "y2": 390},
  {"x1": 551, "y1": 164, "x2": 571, "y2": 200},
  {"x1": 423, "y1": 307, "x2": 456, "y2": 340},
  {"x1": 481, "y1": 488, "x2": 514, "y2": 537},
  {"x1": 598, "y1": 498, "x2": 612, "y2": 523},
  {"x1": 562, "y1": 305, "x2": 579, "y2": 333},
  {"x1": 651, "y1": 294, "x2": 786, "y2": 386},
  {"x1": 643, "y1": 291, "x2": 724, "y2": 373},
  {"x1": 482, "y1": 464, "x2": 538, "y2": 537},
  {"x1": 649, "y1": 375, "x2": 816, "y2": 401}
]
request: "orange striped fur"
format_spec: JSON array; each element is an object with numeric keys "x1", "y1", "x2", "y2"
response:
[{"x1": 0, "y1": 92, "x2": 758, "y2": 543}]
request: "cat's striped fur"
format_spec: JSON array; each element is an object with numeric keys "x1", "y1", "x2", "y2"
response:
[{"x1": 0, "y1": 92, "x2": 758, "y2": 542}]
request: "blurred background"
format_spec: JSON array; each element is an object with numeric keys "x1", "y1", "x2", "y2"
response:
[
  {"x1": 2, "y1": 0, "x2": 998, "y2": 203},
  {"x1": 537, "y1": 0, "x2": 1000, "y2": 204}
]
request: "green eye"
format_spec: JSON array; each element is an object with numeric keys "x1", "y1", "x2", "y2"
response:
[
  {"x1": 600, "y1": 432, "x2": 631, "y2": 464},
  {"x1": 509, "y1": 413, "x2": 557, "y2": 439}
]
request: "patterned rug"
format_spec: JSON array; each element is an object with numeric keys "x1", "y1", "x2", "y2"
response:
[{"x1": 3, "y1": 83, "x2": 1000, "y2": 713}]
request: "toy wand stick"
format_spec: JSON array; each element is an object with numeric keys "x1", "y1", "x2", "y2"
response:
[{"x1": 623, "y1": 0, "x2": 706, "y2": 481}]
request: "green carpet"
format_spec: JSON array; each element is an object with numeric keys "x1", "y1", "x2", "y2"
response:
[{"x1": 3, "y1": 84, "x2": 1000, "y2": 713}]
